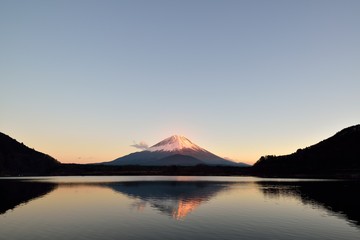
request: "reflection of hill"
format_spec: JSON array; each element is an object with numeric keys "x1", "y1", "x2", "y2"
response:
[
  {"x1": 0, "y1": 180, "x2": 56, "y2": 214},
  {"x1": 257, "y1": 181, "x2": 360, "y2": 226},
  {"x1": 107, "y1": 181, "x2": 232, "y2": 219}
]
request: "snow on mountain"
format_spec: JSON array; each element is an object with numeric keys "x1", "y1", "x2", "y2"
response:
[{"x1": 148, "y1": 135, "x2": 204, "y2": 152}]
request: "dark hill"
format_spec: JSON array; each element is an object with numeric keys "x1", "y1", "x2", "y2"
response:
[
  {"x1": 0, "y1": 132, "x2": 60, "y2": 176},
  {"x1": 254, "y1": 124, "x2": 360, "y2": 175}
]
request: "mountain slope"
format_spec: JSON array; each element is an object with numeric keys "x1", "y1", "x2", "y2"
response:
[
  {"x1": 105, "y1": 135, "x2": 247, "y2": 166},
  {"x1": 254, "y1": 124, "x2": 360, "y2": 173},
  {"x1": 0, "y1": 132, "x2": 60, "y2": 175},
  {"x1": 152, "y1": 154, "x2": 204, "y2": 166}
]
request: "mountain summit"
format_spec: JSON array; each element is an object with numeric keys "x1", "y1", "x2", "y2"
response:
[
  {"x1": 149, "y1": 135, "x2": 204, "y2": 152},
  {"x1": 104, "y1": 135, "x2": 248, "y2": 167}
]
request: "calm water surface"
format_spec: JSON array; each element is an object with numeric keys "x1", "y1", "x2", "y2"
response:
[{"x1": 0, "y1": 176, "x2": 359, "y2": 240}]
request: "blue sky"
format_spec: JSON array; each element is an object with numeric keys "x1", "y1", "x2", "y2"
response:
[{"x1": 1, "y1": 0, "x2": 359, "y2": 164}]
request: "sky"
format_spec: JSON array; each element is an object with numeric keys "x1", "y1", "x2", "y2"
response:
[{"x1": 1, "y1": 0, "x2": 359, "y2": 165}]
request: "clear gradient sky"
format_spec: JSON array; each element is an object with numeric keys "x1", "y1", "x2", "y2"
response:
[{"x1": 1, "y1": 0, "x2": 359, "y2": 165}]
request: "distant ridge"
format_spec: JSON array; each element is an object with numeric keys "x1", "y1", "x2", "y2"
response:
[
  {"x1": 0, "y1": 132, "x2": 59, "y2": 176},
  {"x1": 254, "y1": 124, "x2": 360, "y2": 174}
]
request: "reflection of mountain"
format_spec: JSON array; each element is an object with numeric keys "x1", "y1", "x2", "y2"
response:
[
  {"x1": 257, "y1": 181, "x2": 360, "y2": 226},
  {"x1": 107, "y1": 181, "x2": 232, "y2": 220},
  {"x1": 0, "y1": 180, "x2": 56, "y2": 214}
]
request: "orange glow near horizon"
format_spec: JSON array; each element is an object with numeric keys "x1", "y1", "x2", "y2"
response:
[{"x1": 4, "y1": 125, "x2": 346, "y2": 166}]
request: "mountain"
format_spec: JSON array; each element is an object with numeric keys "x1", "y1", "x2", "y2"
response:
[
  {"x1": 0, "y1": 132, "x2": 60, "y2": 176},
  {"x1": 105, "y1": 135, "x2": 247, "y2": 166},
  {"x1": 254, "y1": 124, "x2": 360, "y2": 174}
]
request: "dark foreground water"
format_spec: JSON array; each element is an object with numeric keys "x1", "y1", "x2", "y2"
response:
[{"x1": 0, "y1": 176, "x2": 359, "y2": 240}]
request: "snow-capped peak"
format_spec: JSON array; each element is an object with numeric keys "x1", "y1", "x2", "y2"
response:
[{"x1": 148, "y1": 135, "x2": 204, "y2": 152}]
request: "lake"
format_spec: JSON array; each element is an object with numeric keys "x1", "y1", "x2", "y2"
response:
[{"x1": 0, "y1": 176, "x2": 359, "y2": 240}]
